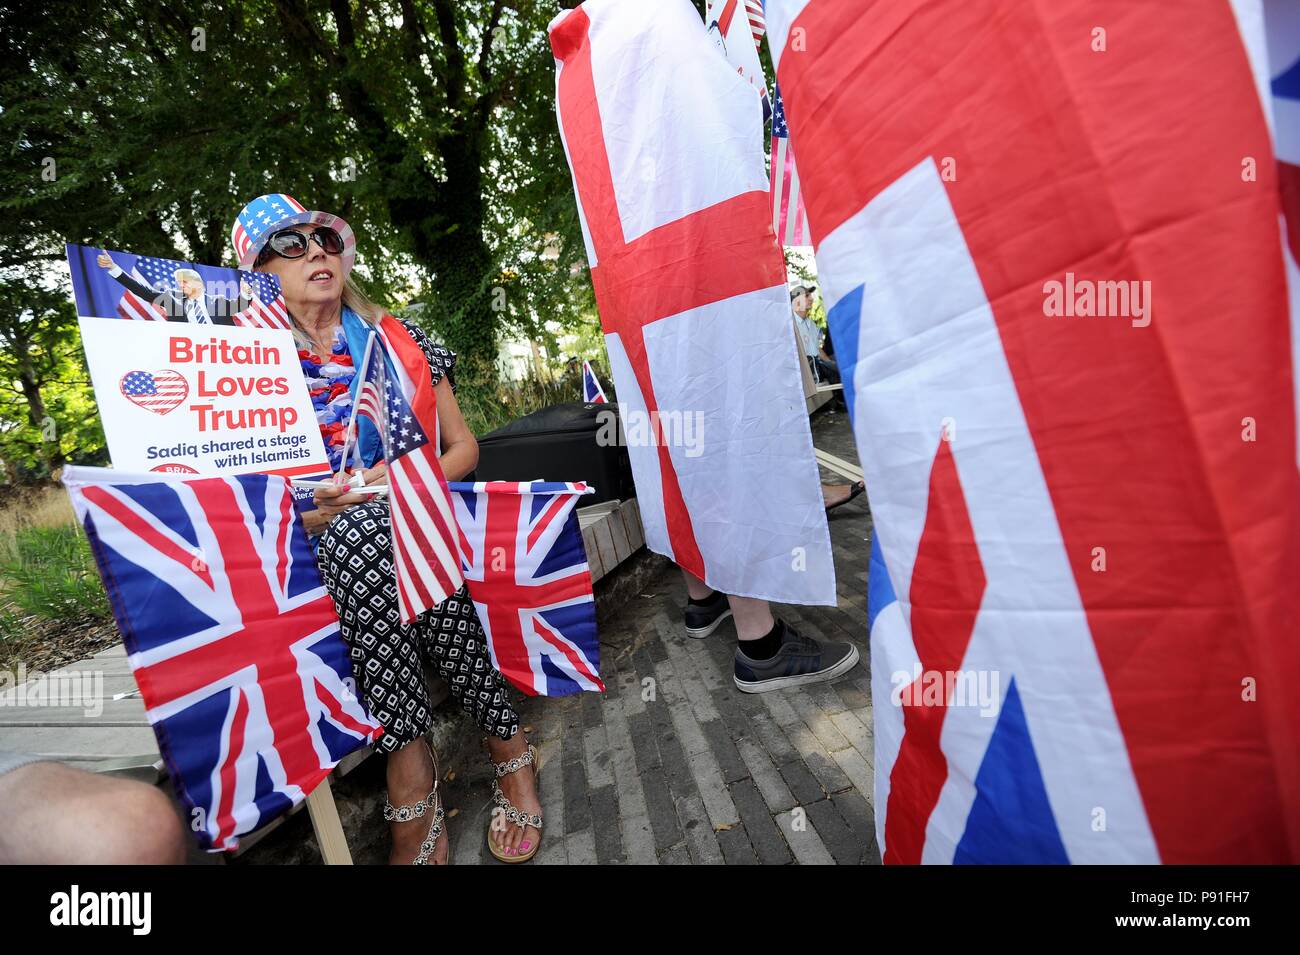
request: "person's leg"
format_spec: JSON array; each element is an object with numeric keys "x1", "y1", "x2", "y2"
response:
[
  {"x1": 682, "y1": 567, "x2": 712, "y2": 601},
  {"x1": 727, "y1": 594, "x2": 775, "y2": 641},
  {"x1": 0, "y1": 760, "x2": 186, "y2": 864},
  {"x1": 680, "y1": 567, "x2": 733, "y2": 637},
  {"x1": 385, "y1": 737, "x2": 447, "y2": 865},
  {"x1": 421, "y1": 586, "x2": 539, "y2": 860},
  {"x1": 319, "y1": 502, "x2": 446, "y2": 865},
  {"x1": 822, "y1": 480, "x2": 866, "y2": 510}
]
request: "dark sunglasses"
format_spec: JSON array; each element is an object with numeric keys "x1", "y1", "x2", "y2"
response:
[{"x1": 255, "y1": 226, "x2": 345, "y2": 264}]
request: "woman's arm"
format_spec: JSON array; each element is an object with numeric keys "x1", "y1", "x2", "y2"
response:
[{"x1": 435, "y1": 377, "x2": 478, "y2": 481}]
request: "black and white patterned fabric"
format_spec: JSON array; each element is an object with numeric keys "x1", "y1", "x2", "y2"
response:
[
  {"x1": 319, "y1": 501, "x2": 519, "y2": 752},
  {"x1": 313, "y1": 322, "x2": 518, "y2": 753}
]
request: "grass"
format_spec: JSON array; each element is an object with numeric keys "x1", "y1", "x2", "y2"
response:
[{"x1": 0, "y1": 485, "x2": 112, "y2": 671}]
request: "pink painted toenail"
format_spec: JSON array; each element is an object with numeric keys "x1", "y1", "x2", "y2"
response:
[{"x1": 520, "y1": 841, "x2": 531, "y2": 852}]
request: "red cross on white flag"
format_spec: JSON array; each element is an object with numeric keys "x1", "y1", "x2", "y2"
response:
[{"x1": 550, "y1": 0, "x2": 834, "y2": 605}]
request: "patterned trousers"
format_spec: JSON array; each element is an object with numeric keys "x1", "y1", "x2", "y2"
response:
[{"x1": 317, "y1": 501, "x2": 520, "y2": 754}]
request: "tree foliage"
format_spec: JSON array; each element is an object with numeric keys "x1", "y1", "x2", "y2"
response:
[{"x1": 0, "y1": 0, "x2": 611, "y2": 478}]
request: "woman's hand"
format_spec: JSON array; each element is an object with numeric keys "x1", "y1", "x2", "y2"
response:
[{"x1": 303, "y1": 469, "x2": 383, "y2": 535}]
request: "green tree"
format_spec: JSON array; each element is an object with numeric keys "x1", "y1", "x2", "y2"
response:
[
  {"x1": 0, "y1": 277, "x2": 104, "y2": 478},
  {"x1": 0, "y1": 0, "x2": 592, "y2": 367}
]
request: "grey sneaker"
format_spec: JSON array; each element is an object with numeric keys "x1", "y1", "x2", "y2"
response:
[
  {"x1": 684, "y1": 589, "x2": 732, "y2": 639},
  {"x1": 733, "y1": 620, "x2": 860, "y2": 693}
]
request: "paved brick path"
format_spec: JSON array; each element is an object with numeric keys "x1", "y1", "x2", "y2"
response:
[{"x1": 443, "y1": 407, "x2": 881, "y2": 865}]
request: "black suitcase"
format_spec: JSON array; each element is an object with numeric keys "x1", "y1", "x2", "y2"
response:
[{"x1": 470, "y1": 402, "x2": 635, "y2": 506}]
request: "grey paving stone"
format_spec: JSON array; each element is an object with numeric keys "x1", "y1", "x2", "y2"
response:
[
  {"x1": 689, "y1": 749, "x2": 740, "y2": 827},
  {"x1": 830, "y1": 742, "x2": 875, "y2": 799},
  {"x1": 699, "y1": 718, "x2": 750, "y2": 785},
  {"x1": 735, "y1": 736, "x2": 796, "y2": 814},
  {"x1": 561, "y1": 732, "x2": 592, "y2": 834},
  {"x1": 729, "y1": 777, "x2": 793, "y2": 865},
  {"x1": 620, "y1": 813, "x2": 658, "y2": 865},
  {"x1": 565, "y1": 827, "x2": 598, "y2": 865},
  {"x1": 659, "y1": 843, "x2": 691, "y2": 865},
  {"x1": 802, "y1": 746, "x2": 854, "y2": 795},
  {"x1": 778, "y1": 757, "x2": 826, "y2": 806},
  {"x1": 789, "y1": 691, "x2": 852, "y2": 752},
  {"x1": 639, "y1": 766, "x2": 684, "y2": 853},
  {"x1": 804, "y1": 798, "x2": 859, "y2": 865},
  {"x1": 831, "y1": 789, "x2": 881, "y2": 865},
  {"x1": 625, "y1": 709, "x2": 663, "y2": 773},
  {"x1": 776, "y1": 808, "x2": 836, "y2": 865},
  {"x1": 675, "y1": 792, "x2": 725, "y2": 864},
  {"x1": 589, "y1": 784, "x2": 625, "y2": 864},
  {"x1": 583, "y1": 721, "x2": 614, "y2": 789},
  {"x1": 716, "y1": 822, "x2": 759, "y2": 865}
]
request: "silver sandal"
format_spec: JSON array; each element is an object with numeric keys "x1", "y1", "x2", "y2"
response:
[
  {"x1": 488, "y1": 744, "x2": 543, "y2": 863},
  {"x1": 383, "y1": 744, "x2": 446, "y2": 865}
]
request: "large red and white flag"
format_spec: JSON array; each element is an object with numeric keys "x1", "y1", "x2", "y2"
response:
[
  {"x1": 767, "y1": 0, "x2": 1300, "y2": 862},
  {"x1": 550, "y1": 0, "x2": 834, "y2": 605}
]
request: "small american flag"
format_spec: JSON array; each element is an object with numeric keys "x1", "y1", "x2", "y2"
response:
[
  {"x1": 771, "y1": 83, "x2": 810, "y2": 246},
  {"x1": 353, "y1": 317, "x2": 464, "y2": 623},
  {"x1": 743, "y1": 0, "x2": 766, "y2": 48},
  {"x1": 233, "y1": 271, "x2": 292, "y2": 330},
  {"x1": 115, "y1": 257, "x2": 174, "y2": 321}
]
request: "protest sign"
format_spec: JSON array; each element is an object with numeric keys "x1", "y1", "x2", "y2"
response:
[{"x1": 78, "y1": 317, "x2": 330, "y2": 483}]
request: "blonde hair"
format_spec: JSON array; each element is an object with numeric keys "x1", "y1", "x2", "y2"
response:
[
  {"x1": 284, "y1": 275, "x2": 385, "y2": 351},
  {"x1": 341, "y1": 276, "x2": 384, "y2": 323}
]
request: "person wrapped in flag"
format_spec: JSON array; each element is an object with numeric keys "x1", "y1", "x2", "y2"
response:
[{"x1": 234, "y1": 193, "x2": 546, "y2": 864}]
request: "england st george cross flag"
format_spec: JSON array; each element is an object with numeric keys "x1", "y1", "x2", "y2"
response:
[
  {"x1": 63, "y1": 467, "x2": 382, "y2": 851},
  {"x1": 550, "y1": 0, "x2": 834, "y2": 605},
  {"x1": 765, "y1": 0, "x2": 1300, "y2": 863}
]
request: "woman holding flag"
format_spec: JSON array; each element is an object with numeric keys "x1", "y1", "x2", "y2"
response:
[{"x1": 234, "y1": 194, "x2": 545, "y2": 864}]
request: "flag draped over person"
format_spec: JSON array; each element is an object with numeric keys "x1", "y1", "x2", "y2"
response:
[
  {"x1": 451, "y1": 480, "x2": 601, "y2": 697},
  {"x1": 62, "y1": 466, "x2": 383, "y2": 851},
  {"x1": 549, "y1": 0, "x2": 835, "y2": 605},
  {"x1": 765, "y1": 0, "x2": 1300, "y2": 863}
]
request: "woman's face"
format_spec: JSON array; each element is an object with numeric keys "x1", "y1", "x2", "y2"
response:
[{"x1": 255, "y1": 229, "x2": 344, "y2": 311}]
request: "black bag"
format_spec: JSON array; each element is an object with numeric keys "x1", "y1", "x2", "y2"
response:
[{"x1": 470, "y1": 402, "x2": 634, "y2": 507}]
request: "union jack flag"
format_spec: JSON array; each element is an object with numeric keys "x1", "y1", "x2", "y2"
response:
[
  {"x1": 767, "y1": 0, "x2": 1300, "y2": 863},
  {"x1": 62, "y1": 466, "x2": 382, "y2": 852},
  {"x1": 233, "y1": 271, "x2": 292, "y2": 331},
  {"x1": 450, "y1": 480, "x2": 601, "y2": 697},
  {"x1": 582, "y1": 359, "x2": 607, "y2": 404},
  {"x1": 353, "y1": 317, "x2": 464, "y2": 623}
]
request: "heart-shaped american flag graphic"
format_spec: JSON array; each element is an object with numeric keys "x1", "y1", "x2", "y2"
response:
[{"x1": 119, "y1": 369, "x2": 189, "y2": 415}]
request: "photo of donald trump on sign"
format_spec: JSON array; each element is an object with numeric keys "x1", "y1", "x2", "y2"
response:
[{"x1": 66, "y1": 242, "x2": 292, "y2": 330}]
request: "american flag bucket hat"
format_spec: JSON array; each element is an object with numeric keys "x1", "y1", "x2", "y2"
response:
[{"x1": 230, "y1": 193, "x2": 357, "y2": 273}]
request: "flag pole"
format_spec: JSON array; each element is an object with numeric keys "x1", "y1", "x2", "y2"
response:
[{"x1": 335, "y1": 332, "x2": 377, "y2": 485}]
